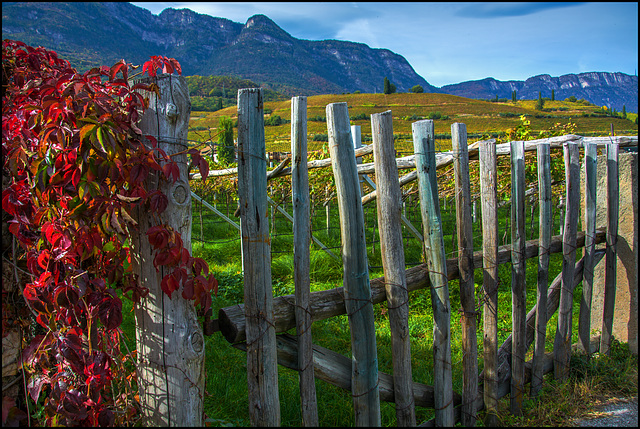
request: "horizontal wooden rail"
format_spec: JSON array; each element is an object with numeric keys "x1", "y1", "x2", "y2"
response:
[
  {"x1": 231, "y1": 248, "x2": 603, "y2": 424},
  {"x1": 233, "y1": 333, "x2": 461, "y2": 410},
  {"x1": 218, "y1": 228, "x2": 606, "y2": 344},
  {"x1": 191, "y1": 134, "x2": 637, "y2": 181}
]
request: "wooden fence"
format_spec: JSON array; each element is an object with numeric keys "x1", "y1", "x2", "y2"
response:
[{"x1": 199, "y1": 88, "x2": 637, "y2": 426}]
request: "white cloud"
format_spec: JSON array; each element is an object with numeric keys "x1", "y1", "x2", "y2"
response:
[{"x1": 334, "y1": 18, "x2": 379, "y2": 47}]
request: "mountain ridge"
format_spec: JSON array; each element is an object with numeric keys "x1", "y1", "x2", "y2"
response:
[
  {"x1": 2, "y1": 2, "x2": 637, "y2": 112},
  {"x1": 440, "y1": 72, "x2": 638, "y2": 113}
]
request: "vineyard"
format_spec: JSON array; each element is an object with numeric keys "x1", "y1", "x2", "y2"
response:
[{"x1": 187, "y1": 91, "x2": 638, "y2": 154}]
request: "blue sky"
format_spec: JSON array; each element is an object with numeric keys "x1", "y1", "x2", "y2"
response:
[{"x1": 131, "y1": 2, "x2": 638, "y2": 87}]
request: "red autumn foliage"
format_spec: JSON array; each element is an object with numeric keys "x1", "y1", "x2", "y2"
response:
[{"x1": 2, "y1": 40, "x2": 216, "y2": 426}]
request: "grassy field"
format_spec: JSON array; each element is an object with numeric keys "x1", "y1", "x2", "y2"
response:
[{"x1": 187, "y1": 92, "x2": 638, "y2": 153}]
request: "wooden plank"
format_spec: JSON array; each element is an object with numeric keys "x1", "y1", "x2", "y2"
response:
[
  {"x1": 237, "y1": 88, "x2": 280, "y2": 426},
  {"x1": 553, "y1": 142, "x2": 581, "y2": 382},
  {"x1": 219, "y1": 229, "x2": 607, "y2": 342},
  {"x1": 478, "y1": 138, "x2": 499, "y2": 426},
  {"x1": 412, "y1": 119, "x2": 454, "y2": 426},
  {"x1": 600, "y1": 143, "x2": 619, "y2": 355},
  {"x1": 531, "y1": 142, "x2": 551, "y2": 398},
  {"x1": 372, "y1": 110, "x2": 416, "y2": 426},
  {"x1": 509, "y1": 140, "x2": 527, "y2": 415},
  {"x1": 578, "y1": 142, "x2": 598, "y2": 358},
  {"x1": 234, "y1": 333, "x2": 463, "y2": 410},
  {"x1": 326, "y1": 102, "x2": 381, "y2": 426},
  {"x1": 291, "y1": 96, "x2": 319, "y2": 426},
  {"x1": 452, "y1": 123, "x2": 478, "y2": 426}
]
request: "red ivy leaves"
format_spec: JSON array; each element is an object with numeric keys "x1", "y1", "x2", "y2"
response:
[
  {"x1": 3, "y1": 40, "x2": 216, "y2": 426},
  {"x1": 142, "y1": 55, "x2": 182, "y2": 77}
]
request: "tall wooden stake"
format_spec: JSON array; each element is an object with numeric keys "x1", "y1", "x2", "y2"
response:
[
  {"x1": 452, "y1": 123, "x2": 478, "y2": 426},
  {"x1": 510, "y1": 140, "x2": 526, "y2": 416},
  {"x1": 237, "y1": 88, "x2": 280, "y2": 426},
  {"x1": 531, "y1": 142, "x2": 551, "y2": 398},
  {"x1": 578, "y1": 142, "x2": 597, "y2": 358},
  {"x1": 372, "y1": 110, "x2": 416, "y2": 426},
  {"x1": 554, "y1": 143, "x2": 580, "y2": 381},
  {"x1": 479, "y1": 139, "x2": 499, "y2": 426},
  {"x1": 412, "y1": 119, "x2": 454, "y2": 426},
  {"x1": 326, "y1": 102, "x2": 381, "y2": 427},
  {"x1": 291, "y1": 96, "x2": 319, "y2": 426},
  {"x1": 600, "y1": 143, "x2": 619, "y2": 355}
]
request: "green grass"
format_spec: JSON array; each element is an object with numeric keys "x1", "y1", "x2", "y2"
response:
[{"x1": 121, "y1": 189, "x2": 632, "y2": 427}]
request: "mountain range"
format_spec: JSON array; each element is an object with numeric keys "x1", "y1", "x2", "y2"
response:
[{"x1": 2, "y1": 2, "x2": 637, "y2": 112}]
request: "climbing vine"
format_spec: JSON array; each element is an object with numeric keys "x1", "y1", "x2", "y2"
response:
[{"x1": 2, "y1": 40, "x2": 216, "y2": 426}]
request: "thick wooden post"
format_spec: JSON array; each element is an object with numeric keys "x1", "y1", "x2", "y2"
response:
[
  {"x1": 412, "y1": 119, "x2": 454, "y2": 426},
  {"x1": 452, "y1": 123, "x2": 478, "y2": 426},
  {"x1": 510, "y1": 140, "x2": 526, "y2": 416},
  {"x1": 554, "y1": 142, "x2": 580, "y2": 381},
  {"x1": 327, "y1": 102, "x2": 381, "y2": 427},
  {"x1": 132, "y1": 74, "x2": 204, "y2": 426},
  {"x1": 479, "y1": 139, "x2": 499, "y2": 426},
  {"x1": 578, "y1": 142, "x2": 598, "y2": 357},
  {"x1": 237, "y1": 88, "x2": 280, "y2": 426},
  {"x1": 371, "y1": 111, "x2": 416, "y2": 426},
  {"x1": 291, "y1": 96, "x2": 319, "y2": 426},
  {"x1": 531, "y1": 142, "x2": 551, "y2": 398},
  {"x1": 600, "y1": 143, "x2": 619, "y2": 355}
]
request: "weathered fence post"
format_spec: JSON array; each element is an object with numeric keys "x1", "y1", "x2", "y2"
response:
[
  {"x1": 510, "y1": 140, "x2": 526, "y2": 416},
  {"x1": 237, "y1": 88, "x2": 280, "y2": 426},
  {"x1": 412, "y1": 119, "x2": 454, "y2": 426},
  {"x1": 554, "y1": 142, "x2": 581, "y2": 381},
  {"x1": 326, "y1": 102, "x2": 381, "y2": 427},
  {"x1": 479, "y1": 139, "x2": 499, "y2": 426},
  {"x1": 452, "y1": 123, "x2": 478, "y2": 426},
  {"x1": 371, "y1": 110, "x2": 416, "y2": 426},
  {"x1": 132, "y1": 73, "x2": 205, "y2": 426},
  {"x1": 531, "y1": 142, "x2": 551, "y2": 398},
  {"x1": 291, "y1": 96, "x2": 319, "y2": 426},
  {"x1": 578, "y1": 142, "x2": 598, "y2": 358},
  {"x1": 600, "y1": 143, "x2": 619, "y2": 355}
]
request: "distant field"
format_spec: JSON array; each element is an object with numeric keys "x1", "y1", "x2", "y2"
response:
[{"x1": 187, "y1": 93, "x2": 638, "y2": 153}]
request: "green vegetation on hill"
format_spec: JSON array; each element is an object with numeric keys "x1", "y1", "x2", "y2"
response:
[{"x1": 185, "y1": 75, "x2": 288, "y2": 111}]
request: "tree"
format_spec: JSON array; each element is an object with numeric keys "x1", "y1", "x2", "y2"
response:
[
  {"x1": 411, "y1": 85, "x2": 424, "y2": 93},
  {"x1": 383, "y1": 77, "x2": 396, "y2": 94},
  {"x1": 512, "y1": 90, "x2": 517, "y2": 102},
  {"x1": 536, "y1": 91, "x2": 545, "y2": 110},
  {"x1": 217, "y1": 116, "x2": 235, "y2": 164},
  {"x1": 622, "y1": 105, "x2": 627, "y2": 119},
  {"x1": 551, "y1": 89, "x2": 555, "y2": 101}
]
